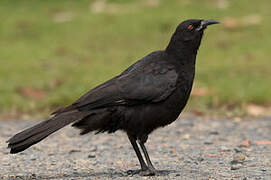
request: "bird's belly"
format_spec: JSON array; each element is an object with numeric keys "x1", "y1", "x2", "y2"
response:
[{"x1": 122, "y1": 85, "x2": 192, "y2": 137}]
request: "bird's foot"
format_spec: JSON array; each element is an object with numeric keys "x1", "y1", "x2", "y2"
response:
[
  {"x1": 139, "y1": 168, "x2": 157, "y2": 176},
  {"x1": 127, "y1": 168, "x2": 156, "y2": 176},
  {"x1": 127, "y1": 167, "x2": 169, "y2": 176}
]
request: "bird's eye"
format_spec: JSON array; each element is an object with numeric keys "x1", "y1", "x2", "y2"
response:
[{"x1": 187, "y1": 25, "x2": 194, "y2": 30}]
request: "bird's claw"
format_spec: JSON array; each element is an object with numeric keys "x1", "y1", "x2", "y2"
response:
[
  {"x1": 139, "y1": 168, "x2": 157, "y2": 176},
  {"x1": 127, "y1": 168, "x2": 157, "y2": 176}
]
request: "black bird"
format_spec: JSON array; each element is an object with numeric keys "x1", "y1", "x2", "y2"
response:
[{"x1": 7, "y1": 19, "x2": 219, "y2": 176}]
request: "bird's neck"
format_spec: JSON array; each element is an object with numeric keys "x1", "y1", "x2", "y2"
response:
[
  {"x1": 165, "y1": 43, "x2": 198, "y2": 67},
  {"x1": 165, "y1": 34, "x2": 202, "y2": 65}
]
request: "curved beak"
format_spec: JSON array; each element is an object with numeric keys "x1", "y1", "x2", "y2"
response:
[{"x1": 197, "y1": 19, "x2": 220, "y2": 31}]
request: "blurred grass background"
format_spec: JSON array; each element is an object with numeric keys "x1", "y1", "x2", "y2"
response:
[{"x1": 0, "y1": 0, "x2": 270, "y2": 117}]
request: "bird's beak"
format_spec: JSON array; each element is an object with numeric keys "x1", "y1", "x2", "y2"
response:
[
  {"x1": 202, "y1": 19, "x2": 220, "y2": 26},
  {"x1": 197, "y1": 19, "x2": 220, "y2": 31}
]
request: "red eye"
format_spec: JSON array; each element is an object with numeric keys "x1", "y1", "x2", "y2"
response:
[{"x1": 188, "y1": 25, "x2": 194, "y2": 30}]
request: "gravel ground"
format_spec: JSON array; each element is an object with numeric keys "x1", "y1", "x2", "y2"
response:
[{"x1": 1, "y1": 114, "x2": 271, "y2": 180}]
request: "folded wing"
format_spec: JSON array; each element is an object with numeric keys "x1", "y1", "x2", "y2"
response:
[{"x1": 53, "y1": 52, "x2": 178, "y2": 114}]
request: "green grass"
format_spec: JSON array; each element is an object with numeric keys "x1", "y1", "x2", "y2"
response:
[{"x1": 1, "y1": 0, "x2": 271, "y2": 116}]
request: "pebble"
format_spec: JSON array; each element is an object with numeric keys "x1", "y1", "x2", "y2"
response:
[
  {"x1": 209, "y1": 131, "x2": 219, "y2": 135},
  {"x1": 88, "y1": 154, "x2": 96, "y2": 158},
  {"x1": 234, "y1": 147, "x2": 243, "y2": 153},
  {"x1": 197, "y1": 157, "x2": 204, "y2": 162},
  {"x1": 89, "y1": 146, "x2": 97, "y2": 152},
  {"x1": 231, "y1": 153, "x2": 246, "y2": 164},
  {"x1": 231, "y1": 163, "x2": 243, "y2": 170},
  {"x1": 204, "y1": 140, "x2": 213, "y2": 145},
  {"x1": 220, "y1": 146, "x2": 231, "y2": 152},
  {"x1": 69, "y1": 149, "x2": 81, "y2": 154}
]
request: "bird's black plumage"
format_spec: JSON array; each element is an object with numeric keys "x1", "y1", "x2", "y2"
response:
[{"x1": 7, "y1": 19, "x2": 219, "y2": 176}]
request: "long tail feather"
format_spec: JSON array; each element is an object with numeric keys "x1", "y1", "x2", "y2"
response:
[{"x1": 7, "y1": 110, "x2": 90, "y2": 154}]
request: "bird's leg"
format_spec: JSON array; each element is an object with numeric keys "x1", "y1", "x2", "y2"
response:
[
  {"x1": 128, "y1": 135, "x2": 148, "y2": 171},
  {"x1": 138, "y1": 140, "x2": 156, "y2": 172}
]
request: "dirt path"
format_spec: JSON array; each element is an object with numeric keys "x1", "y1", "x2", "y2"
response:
[{"x1": 1, "y1": 115, "x2": 271, "y2": 179}]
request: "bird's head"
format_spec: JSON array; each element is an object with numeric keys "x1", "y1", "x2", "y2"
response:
[{"x1": 166, "y1": 19, "x2": 219, "y2": 55}]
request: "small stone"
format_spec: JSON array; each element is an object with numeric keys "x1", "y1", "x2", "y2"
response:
[
  {"x1": 9, "y1": 175, "x2": 15, "y2": 178},
  {"x1": 88, "y1": 154, "x2": 96, "y2": 158},
  {"x1": 234, "y1": 147, "x2": 243, "y2": 153},
  {"x1": 31, "y1": 174, "x2": 36, "y2": 178},
  {"x1": 231, "y1": 163, "x2": 243, "y2": 170},
  {"x1": 176, "y1": 173, "x2": 181, "y2": 176},
  {"x1": 249, "y1": 163, "x2": 257, "y2": 167},
  {"x1": 204, "y1": 140, "x2": 213, "y2": 145},
  {"x1": 197, "y1": 157, "x2": 204, "y2": 162},
  {"x1": 220, "y1": 146, "x2": 231, "y2": 152},
  {"x1": 90, "y1": 146, "x2": 97, "y2": 152},
  {"x1": 209, "y1": 131, "x2": 219, "y2": 135},
  {"x1": 261, "y1": 168, "x2": 267, "y2": 172},
  {"x1": 231, "y1": 153, "x2": 246, "y2": 164},
  {"x1": 169, "y1": 149, "x2": 176, "y2": 154},
  {"x1": 183, "y1": 133, "x2": 190, "y2": 139},
  {"x1": 241, "y1": 140, "x2": 251, "y2": 147},
  {"x1": 69, "y1": 149, "x2": 81, "y2": 154}
]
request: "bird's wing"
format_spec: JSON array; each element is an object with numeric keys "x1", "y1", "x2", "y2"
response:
[
  {"x1": 52, "y1": 54, "x2": 178, "y2": 114},
  {"x1": 117, "y1": 62, "x2": 178, "y2": 103}
]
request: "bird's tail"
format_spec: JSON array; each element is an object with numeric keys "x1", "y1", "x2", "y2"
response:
[{"x1": 7, "y1": 110, "x2": 90, "y2": 154}]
